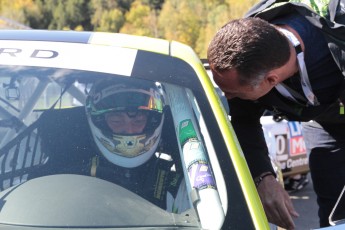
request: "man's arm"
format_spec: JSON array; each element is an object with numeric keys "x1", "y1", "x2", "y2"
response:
[
  {"x1": 229, "y1": 98, "x2": 299, "y2": 230},
  {"x1": 229, "y1": 98, "x2": 274, "y2": 177}
]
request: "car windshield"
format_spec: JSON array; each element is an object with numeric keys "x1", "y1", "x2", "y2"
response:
[{"x1": 0, "y1": 65, "x2": 227, "y2": 229}]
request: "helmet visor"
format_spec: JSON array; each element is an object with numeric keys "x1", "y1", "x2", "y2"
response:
[{"x1": 90, "y1": 87, "x2": 163, "y2": 116}]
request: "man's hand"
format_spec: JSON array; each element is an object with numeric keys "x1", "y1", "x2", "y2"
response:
[{"x1": 257, "y1": 174, "x2": 299, "y2": 230}]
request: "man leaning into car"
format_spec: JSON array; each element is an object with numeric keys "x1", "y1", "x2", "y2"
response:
[{"x1": 207, "y1": 1, "x2": 345, "y2": 229}]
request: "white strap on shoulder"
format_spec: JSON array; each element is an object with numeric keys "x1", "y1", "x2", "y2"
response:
[{"x1": 276, "y1": 28, "x2": 319, "y2": 106}]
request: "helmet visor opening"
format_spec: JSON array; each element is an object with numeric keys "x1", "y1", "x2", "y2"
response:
[
  {"x1": 91, "y1": 88, "x2": 163, "y2": 116},
  {"x1": 105, "y1": 110, "x2": 149, "y2": 135}
]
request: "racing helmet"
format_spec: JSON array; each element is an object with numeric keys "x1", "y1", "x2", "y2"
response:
[{"x1": 86, "y1": 78, "x2": 165, "y2": 168}]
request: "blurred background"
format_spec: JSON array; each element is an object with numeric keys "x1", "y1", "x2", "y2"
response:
[{"x1": 0, "y1": 0, "x2": 260, "y2": 58}]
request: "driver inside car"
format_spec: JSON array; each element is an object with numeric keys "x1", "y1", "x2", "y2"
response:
[{"x1": 38, "y1": 78, "x2": 190, "y2": 214}]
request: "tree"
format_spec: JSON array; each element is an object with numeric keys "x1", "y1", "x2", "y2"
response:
[
  {"x1": 120, "y1": 0, "x2": 158, "y2": 37},
  {"x1": 225, "y1": 0, "x2": 259, "y2": 19},
  {"x1": 196, "y1": 3, "x2": 231, "y2": 58},
  {"x1": 33, "y1": 0, "x2": 91, "y2": 30},
  {"x1": 158, "y1": 0, "x2": 205, "y2": 49},
  {"x1": 0, "y1": 0, "x2": 261, "y2": 57},
  {"x1": 157, "y1": 0, "x2": 261, "y2": 57},
  {"x1": 0, "y1": 0, "x2": 39, "y2": 28},
  {"x1": 89, "y1": 0, "x2": 128, "y2": 32}
]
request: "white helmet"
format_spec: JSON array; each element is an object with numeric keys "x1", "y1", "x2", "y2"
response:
[{"x1": 86, "y1": 78, "x2": 165, "y2": 168}]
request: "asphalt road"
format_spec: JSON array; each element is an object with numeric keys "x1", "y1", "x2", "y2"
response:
[{"x1": 290, "y1": 173, "x2": 320, "y2": 230}]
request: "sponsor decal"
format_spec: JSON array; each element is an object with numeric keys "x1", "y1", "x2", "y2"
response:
[
  {"x1": 188, "y1": 162, "x2": 216, "y2": 190},
  {"x1": 275, "y1": 134, "x2": 289, "y2": 161},
  {"x1": 288, "y1": 122, "x2": 306, "y2": 156},
  {"x1": 263, "y1": 120, "x2": 308, "y2": 172},
  {"x1": 0, "y1": 40, "x2": 137, "y2": 75}
]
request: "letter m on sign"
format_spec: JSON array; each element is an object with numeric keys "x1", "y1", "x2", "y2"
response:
[{"x1": 288, "y1": 122, "x2": 306, "y2": 156}]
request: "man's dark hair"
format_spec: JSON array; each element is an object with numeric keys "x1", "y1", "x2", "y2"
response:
[{"x1": 207, "y1": 17, "x2": 290, "y2": 86}]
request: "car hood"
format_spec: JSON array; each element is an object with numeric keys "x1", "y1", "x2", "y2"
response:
[{"x1": 0, "y1": 174, "x2": 199, "y2": 229}]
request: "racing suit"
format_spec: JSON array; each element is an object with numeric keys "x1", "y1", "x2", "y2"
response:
[{"x1": 36, "y1": 106, "x2": 190, "y2": 214}]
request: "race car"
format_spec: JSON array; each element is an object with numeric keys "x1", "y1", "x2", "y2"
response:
[
  {"x1": 0, "y1": 30, "x2": 269, "y2": 230},
  {"x1": 0, "y1": 30, "x2": 342, "y2": 230}
]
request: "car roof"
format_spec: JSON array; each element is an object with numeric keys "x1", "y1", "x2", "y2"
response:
[
  {"x1": 0, "y1": 30, "x2": 269, "y2": 229},
  {"x1": 0, "y1": 30, "x2": 209, "y2": 91},
  {"x1": 0, "y1": 30, "x2": 93, "y2": 44},
  {"x1": 0, "y1": 30, "x2": 169, "y2": 54}
]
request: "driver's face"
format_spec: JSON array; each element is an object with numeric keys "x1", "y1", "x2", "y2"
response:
[{"x1": 105, "y1": 111, "x2": 148, "y2": 134}]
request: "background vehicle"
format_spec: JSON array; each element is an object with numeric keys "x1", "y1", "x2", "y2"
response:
[
  {"x1": 0, "y1": 30, "x2": 269, "y2": 229},
  {"x1": 261, "y1": 116, "x2": 309, "y2": 192}
]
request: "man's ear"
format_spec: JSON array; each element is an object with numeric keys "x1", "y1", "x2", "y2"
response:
[{"x1": 265, "y1": 73, "x2": 280, "y2": 86}]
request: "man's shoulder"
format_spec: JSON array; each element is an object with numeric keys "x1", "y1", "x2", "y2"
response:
[
  {"x1": 245, "y1": 0, "x2": 345, "y2": 39},
  {"x1": 245, "y1": 0, "x2": 334, "y2": 20}
]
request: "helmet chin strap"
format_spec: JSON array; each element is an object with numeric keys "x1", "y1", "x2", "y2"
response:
[{"x1": 275, "y1": 27, "x2": 319, "y2": 106}]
